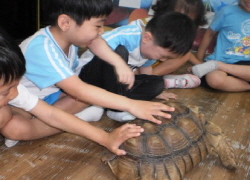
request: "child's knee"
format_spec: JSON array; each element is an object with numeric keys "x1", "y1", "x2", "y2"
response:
[
  {"x1": 206, "y1": 73, "x2": 225, "y2": 88},
  {"x1": 1, "y1": 115, "x2": 28, "y2": 140}
]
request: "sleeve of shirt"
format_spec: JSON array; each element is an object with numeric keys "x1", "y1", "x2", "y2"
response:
[
  {"x1": 102, "y1": 24, "x2": 142, "y2": 51},
  {"x1": 209, "y1": 7, "x2": 226, "y2": 32},
  {"x1": 9, "y1": 84, "x2": 39, "y2": 111},
  {"x1": 24, "y1": 36, "x2": 74, "y2": 89}
]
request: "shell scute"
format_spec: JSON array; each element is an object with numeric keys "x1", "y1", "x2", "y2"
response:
[
  {"x1": 161, "y1": 126, "x2": 190, "y2": 153},
  {"x1": 176, "y1": 118, "x2": 204, "y2": 142}
]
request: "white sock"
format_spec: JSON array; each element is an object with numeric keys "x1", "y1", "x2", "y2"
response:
[
  {"x1": 192, "y1": 60, "x2": 218, "y2": 78},
  {"x1": 75, "y1": 105, "x2": 104, "y2": 122},
  {"x1": 106, "y1": 111, "x2": 136, "y2": 122},
  {"x1": 5, "y1": 138, "x2": 19, "y2": 148}
]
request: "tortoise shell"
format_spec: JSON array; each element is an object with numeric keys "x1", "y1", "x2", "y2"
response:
[{"x1": 103, "y1": 102, "x2": 236, "y2": 180}]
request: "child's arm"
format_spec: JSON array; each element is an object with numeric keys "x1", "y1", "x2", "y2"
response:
[
  {"x1": 57, "y1": 75, "x2": 175, "y2": 124},
  {"x1": 189, "y1": 52, "x2": 202, "y2": 65},
  {"x1": 152, "y1": 52, "x2": 191, "y2": 76},
  {"x1": 138, "y1": 66, "x2": 153, "y2": 75},
  {"x1": 87, "y1": 37, "x2": 135, "y2": 89},
  {"x1": 30, "y1": 99, "x2": 144, "y2": 155},
  {"x1": 196, "y1": 28, "x2": 217, "y2": 61}
]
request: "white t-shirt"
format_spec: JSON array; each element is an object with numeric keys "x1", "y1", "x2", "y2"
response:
[{"x1": 9, "y1": 84, "x2": 39, "y2": 111}]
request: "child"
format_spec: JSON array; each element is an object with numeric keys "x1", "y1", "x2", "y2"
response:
[
  {"x1": 152, "y1": 0, "x2": 207, "y2": 26},
  {"x1": 19, "y1": 0, "x2": 174, "y2": 125},
  {"x1": 0, "y1": 27, "x2": 143, "y2": 155},
  {"x1": 191, "y1": 0, "x2": 250, "y2": 92},
  {"x1": 150, "y1": 0, "x2": 207, "y2": 88},
  {"x1": 79, "y1": 12, "x2": 197, "y2": 121}
]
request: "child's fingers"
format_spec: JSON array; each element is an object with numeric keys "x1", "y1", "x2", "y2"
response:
[
  {"x1": 114, "y1": 149, "x2": 127, "y2": 156},
  {"x1": 120, "y1": 123, "x2": 144, "y2": 135},
  {"x1": 146, "y1": 103, "x2": 175, "y2": 124},
  {"x1": 110, "y1": 124, "x2": 143, "y2": 155},
  {"x1": 117, "y1": 72, "x2": 135, "y2": 89},
  {"x1": 146, "y1": 117, "x2": 162, "y2": 124},
  {"x1": 124, "y1": 74, "x2": 135, "y2": 89}
]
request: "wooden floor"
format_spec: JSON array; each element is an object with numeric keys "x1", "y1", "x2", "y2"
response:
[{"x1": 0, "y1": 71, "x2": 250, "y2": 180}]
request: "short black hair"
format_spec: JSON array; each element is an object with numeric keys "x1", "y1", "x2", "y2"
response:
[
  {"x1": 43, "y1": 0, "x2": 113, "y2": 26},
  {"x1": 0, "y1": 27, "x2": 26, "y2": 85},
  {"x1": 152, "y1": 0, "x2": 207, "y2": 26},
  {"x1": 146, "y1": 12, "x2": 197, "y2": 55}
]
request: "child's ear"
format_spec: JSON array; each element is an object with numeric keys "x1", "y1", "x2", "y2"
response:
[
  {"x1": 57, "y1": 14, "x2": 71, "y2": 31},
  {"x1": 142, "y1": 31, "x2": 153, "y2": 43}
]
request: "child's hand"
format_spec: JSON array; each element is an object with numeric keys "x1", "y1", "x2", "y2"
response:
[
  {"x1": 106, "y1": 123, "x2": 144, "y2": 155},
  {"x1": 128, "y1": 100, "x2": 175, "y2": 124},
  {"x1": 156, "y1": 91, "x2": 178, "y2": 100},
  {"x1": 114, "y1": 63, "x2": 135, "y2": 89}
]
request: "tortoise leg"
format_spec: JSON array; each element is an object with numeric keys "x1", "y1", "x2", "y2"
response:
[
  {"x1": 205, "y1": 121, "x2": 236, "y2": 170},
  {"x1": 215, "y1": 136, "x2": 236, "y2": 170}
]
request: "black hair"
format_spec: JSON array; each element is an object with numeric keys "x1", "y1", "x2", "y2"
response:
[
  {"x1": 146, "y1": 12, "x2": 197, "y2": 55},
  {"x1": 152, "y1": 0, "x2": 207, "y2": 26},
  {"x1": 43, "y1": 0, "x2": 113, "y2": 26},
  {"x1": 0, "y1": 27, "x2": 26, "y2": 85}
]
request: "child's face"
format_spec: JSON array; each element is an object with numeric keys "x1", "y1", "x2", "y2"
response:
[
  {"x1": 68, "y1": 16, "x2": 107, "y2": 48},
  {"x1": 140, "y1": 32, "x2": 181, "y2": 61},
  {"x1": 240, "y1": 0, "x2": 250, "y2": 12},
  {"x1": 0, "y1": 80, "x2": 19, "y2": 108}
]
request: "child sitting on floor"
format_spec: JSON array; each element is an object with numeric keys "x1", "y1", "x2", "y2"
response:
[
  {"x1": 19, "y1": 0, "x2": 175, "y2": 125},
  {"x1": 79, "y1": 12, "x2": 197, "y2": 121},
  {"x1": 191, "y1": 0, "x2": 250, "y2": 92},
  {"x1": 0, "y1": 27, "x2": 143, "y2": 155},
  {"x1": 149, "y1": 0, "x2": 207, "y2": 89}
]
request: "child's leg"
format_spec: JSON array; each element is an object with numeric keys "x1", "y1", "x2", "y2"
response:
[
  {"x1": 53, "y1": 96, "x2": 104, "y2": 122},
  {"x1": 2, "y1": 101, "x2": 103, "y2": 148},
  {"x1": 192, "y1": 60, "x2": 218, "y2": 78},
  {"x1": 1, "y1": 107, "x2": 62, "y2": 141},
  {"x1": 107, "y1": 74, "x2": 164, "y2": 122},
  {"x1": 195, "y1": 61, "x2": 250, "y2": 91},
  {"x1": 218, "y1": 62, "x2": 250, "y2": 81},
  {"x1": 205, "y1": 70, "x2": 250, "y2": 92},
  {"x1": 79, "y1": 45, "x2": 134, "y2": 121},
  {"x1": 124, "y1": 74, "x2": 164, "y2": 100},
  {"x1": 79, "y1": 50, "x2": 123, "y2": 93},
  {"x1": 1, "y1": 106, "x2": 59, "y2": 147},
  {"x1": 192, "y1": 61, "x2": 250, "y2": 80},
  {"x1": 52, "y1": 95, "x2": 88, "y2": 114}
]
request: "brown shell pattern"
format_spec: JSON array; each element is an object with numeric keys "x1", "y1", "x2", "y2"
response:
[
  {"x1": 121, "y1": 102, "x2": 205, "y2": 159},
  {"x1": 104, "y1": 101, "x2": 236, "y2": 180}
]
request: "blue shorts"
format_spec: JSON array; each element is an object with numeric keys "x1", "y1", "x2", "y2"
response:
[{"x1": 43, "y1": 90, "x2": 62, "y2": 105}]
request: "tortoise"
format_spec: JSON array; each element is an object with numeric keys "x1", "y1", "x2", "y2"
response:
[{"x1": 102, "y1": 101, "x2": 236, "y2": 180}]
